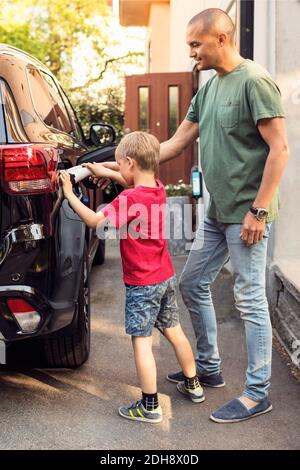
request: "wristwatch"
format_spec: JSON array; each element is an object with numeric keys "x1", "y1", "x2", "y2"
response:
[{"x1": 249, "y1": 207, "x2": 269, "y2": 221}]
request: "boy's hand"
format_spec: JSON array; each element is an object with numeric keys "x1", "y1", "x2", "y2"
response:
[
  {"x1": 82, "y1": 162, "x2": 111, "y2": 189},
  {"x1": 59, "y1": 170, "x2": 73, "y2": 198}
]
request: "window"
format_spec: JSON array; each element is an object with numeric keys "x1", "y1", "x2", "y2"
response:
[
  {"x1": 59, "y1": 87, "x2": 83, "y2": 141},
  {"x1": 0, "y1": 83, "x2": 6, "y2": 143},
  {"x1": 27, "y1": 67, "x2": 72, "y2": 133},
  {"x1": 138, "y1": 87, "x2": 149, "y2": 132},
  {"x1": 0, "y1": 80, "x2": 28, "y2": 143},
  {"x1": 168, "y1": 86, "x2": 179, "y2": 138}
]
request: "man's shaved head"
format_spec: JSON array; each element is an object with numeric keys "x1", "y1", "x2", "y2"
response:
[{"x1": 188, "y1": 8, "x2": 235, "y2": 43}]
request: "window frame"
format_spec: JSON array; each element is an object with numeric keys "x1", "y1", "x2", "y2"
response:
[
  {"x1": 0, "y1": 80, "x2": 7, "y2": 143},
  {"x1": 26, "y1": 66, "x2": 74, "y2": 136},
  {"x1": 0, "y1": 79, "x2": 29, "y2": 143}
]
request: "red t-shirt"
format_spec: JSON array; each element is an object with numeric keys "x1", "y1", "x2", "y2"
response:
[{"x1": 101, "y1": 180, "x2": 174, "y2": 285}]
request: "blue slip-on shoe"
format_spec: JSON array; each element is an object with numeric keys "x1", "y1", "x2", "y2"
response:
[
  {"x1": 210, "y1": 398, "x2": 273, "y2": 423},
  {"x1": 167, "y1": 370, "x2": 225, "y2": 388}
]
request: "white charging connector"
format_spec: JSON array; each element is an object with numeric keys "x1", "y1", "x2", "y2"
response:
[{"x1": 66, "y1": 165, "x2": 93, "y2": 183}]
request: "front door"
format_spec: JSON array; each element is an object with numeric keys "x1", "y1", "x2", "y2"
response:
[{"x1": 125, "y1": 72, "x2": 196, "y2": 184}]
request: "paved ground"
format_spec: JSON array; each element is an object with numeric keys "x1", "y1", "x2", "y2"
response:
[{"x1": 0, "y1": 239, "x2": 299, "y2": 450}]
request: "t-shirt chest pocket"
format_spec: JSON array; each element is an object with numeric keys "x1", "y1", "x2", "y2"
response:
[{"x1": 219, "y1": 101, "x2": 240, "y2": 128}]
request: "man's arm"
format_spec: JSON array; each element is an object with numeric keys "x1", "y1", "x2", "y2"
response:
[
  {"x1": 82, "y1": 163, "x2": 128, "y2": 187},
  {"x1": 253, "y1": 117, "x2": 289, "y2": 208},
  {"x1": 160, "y1": 119, "x2": 199, "y2": 164},
  {"x1": 241, "y1": 117, "x2": 289, "y2": 246}
]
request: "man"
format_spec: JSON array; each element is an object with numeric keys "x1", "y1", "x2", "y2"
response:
[{"x1": 160, "y1": 8, "x2": 289, "y2": 423}]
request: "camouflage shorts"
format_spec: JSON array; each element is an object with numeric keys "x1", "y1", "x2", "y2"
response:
[{"x1": 125, "y1": 275, "x2": 179, "y2": 336}]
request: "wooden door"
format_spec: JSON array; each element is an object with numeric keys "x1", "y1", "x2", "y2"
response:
[{"x1": 125, "y1": 72, "x2": 195, "y2": 184}]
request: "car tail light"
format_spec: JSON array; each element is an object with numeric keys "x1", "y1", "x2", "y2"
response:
[
  {"x1": 0, "y1": 144, "x2": 58, "y2": 195},
  {"x1": 7, "y1": 298, "x2": 41, "y2": 333}
]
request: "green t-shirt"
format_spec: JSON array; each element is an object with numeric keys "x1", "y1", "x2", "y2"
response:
[{"x1": 186, "y1": 59, "x2": 285, "y2": 223}]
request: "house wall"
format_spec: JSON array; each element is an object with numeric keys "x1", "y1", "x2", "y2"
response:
[
  {"x1": 273, "y1": 0, "x2": 300, "y2": 268},
  {"x1": 148, "y1": 3, "x2": 170, "y2": 72},
  {"x1": 169, "y1": 0, "x2": 220, "y2": 72},
  {"x1": 265, "y1": 0, "x2": 300, "y2": 364},
  {"x1": 148, "y1": 0, "x2": 221, "y2": 73}
]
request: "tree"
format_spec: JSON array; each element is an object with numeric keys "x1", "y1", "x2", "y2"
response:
[
  {"x1": 0, "y1": 0, "x2": 145, "y2": 139},
  {"x1": 0, "y1": 0, "x2": 108, "y2": 78},
  {"x1": 74, "y1": 86, "x2": 125, "y2": 141}
]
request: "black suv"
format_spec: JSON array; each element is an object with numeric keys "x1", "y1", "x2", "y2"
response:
[{"x1": 0, "y1": 44, "x2": 117, "y2": 368}]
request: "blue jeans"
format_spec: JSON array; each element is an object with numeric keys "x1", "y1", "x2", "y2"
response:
[{"x1": 179, "y1": 217, "x2": 272, "y2": 401}]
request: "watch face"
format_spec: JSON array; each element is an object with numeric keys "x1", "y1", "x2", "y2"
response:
[
  {"x1": 257, "y1": 209, "x2": 268, "y2": 219},
  {"x1": 250, "y1": 207, "x2": 268, "y2": 220}
]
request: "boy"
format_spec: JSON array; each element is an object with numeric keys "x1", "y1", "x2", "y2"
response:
[{"x1": 60, "y1": 131, "x2": 204, "y2": 424}]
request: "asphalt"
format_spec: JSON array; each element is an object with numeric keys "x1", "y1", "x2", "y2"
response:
[{"x1": 0, "y1": 239, "x2": 299, "y2": 450}]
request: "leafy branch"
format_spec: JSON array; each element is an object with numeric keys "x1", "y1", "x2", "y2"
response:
[{"x1": 68, "y1": 52, "x2": 144, "y2": 92}]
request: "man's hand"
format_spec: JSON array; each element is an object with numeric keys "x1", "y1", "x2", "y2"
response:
[
  {"x1": 240, "y1": 211, "x2": 266, "y2": 246},
  {"x1": 59, "y1": 170, "x2": 73, "y2": 198}
]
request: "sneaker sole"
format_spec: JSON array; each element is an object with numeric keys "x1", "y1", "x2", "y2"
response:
[
  {"x1": 118, "y1": 408, "x2": 163, "y2": 424},
  {"x1": 166, "y1": 374, "x2": 226, "y2": 388},
  {"x1": 166, "y1": 375, "x2": 184, "y2": 384},
  {"x1": 176, "y1": 384, "x2": 205, "y2": 403},
  {"x1": 209, "y1": 404, "x2": 273, "y2": 423},
  {"x1": 200, "y1": 381, "x2": 226, "y2": 388}
]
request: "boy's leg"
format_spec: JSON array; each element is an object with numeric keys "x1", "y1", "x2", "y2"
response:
[
  {"x1": 118, "y1": 334, "x2": 162, "y2": 423},
  {"x1": 164, "y1": 324, "x2": 196, "y2": 378},
  {"x1": 132, "y1": 335, "x2": 156, "y2": 394},
  {"x1": 164, "y1": 324, "x2": 205, "y2": 403},
  {"x1": 119, "y1": 284, "x2": 163, "y2": 423}
]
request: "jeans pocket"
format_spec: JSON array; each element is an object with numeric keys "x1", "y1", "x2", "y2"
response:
[{"x1": 263, "y1": 223, "x2": 272, "y2": 239}]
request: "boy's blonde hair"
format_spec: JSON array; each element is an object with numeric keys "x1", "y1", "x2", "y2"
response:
[{"x1": 116, "y1": 131, "x2": 160, "y2": 172}]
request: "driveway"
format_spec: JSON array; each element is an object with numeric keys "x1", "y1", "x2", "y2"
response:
[{"x1": 0, "y1": 239, "x2": 299, "y2": 450}]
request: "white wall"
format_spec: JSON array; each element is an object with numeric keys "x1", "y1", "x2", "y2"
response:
[
  {"x1": 169, "y1": 0, "x2": 221, "y2": 72},
  {"x1": 272, "y1": 0, "x2": 300, "y2": 284},
  {"x1": 148, "y1": 3, "x2": 170, "y2": 72},
  {"x1": 253, "y1": 0, "x2": 276, "y2": 76}
]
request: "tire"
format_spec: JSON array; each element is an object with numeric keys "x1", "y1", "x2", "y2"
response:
[
  {"x1": 93, "y1": 239, "x2": 105, "y2": 266},
  {"x1": 42, "y1": 249, "x2": 91, "y2": 368}
]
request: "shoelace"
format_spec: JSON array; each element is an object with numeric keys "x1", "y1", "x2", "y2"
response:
[{"x1": 185, "y1": 382, "x2": 202, "y2": 391}]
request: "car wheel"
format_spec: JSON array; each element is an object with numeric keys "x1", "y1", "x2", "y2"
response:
[{"x1": 42, "y1": 248, "x2": 91, "y2": 368}]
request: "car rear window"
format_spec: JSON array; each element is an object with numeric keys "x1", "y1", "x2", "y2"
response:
[
  {"x1": 27, "y1": 67, "x2": 73, "y2": 134},
  {"x1": 0, "y1": 85, "x2": 6, "y2": 143},
  {"x1": 0, "y1": 79, "x2": 28, "y2": 143}
]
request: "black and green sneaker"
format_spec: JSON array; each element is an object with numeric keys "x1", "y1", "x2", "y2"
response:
[
  {"x1": 176, "y1": 381, "x2": 205, "y2": 403},
  {"x1": 118, "y1": 400, "x2": 163, "y2": 424}
]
